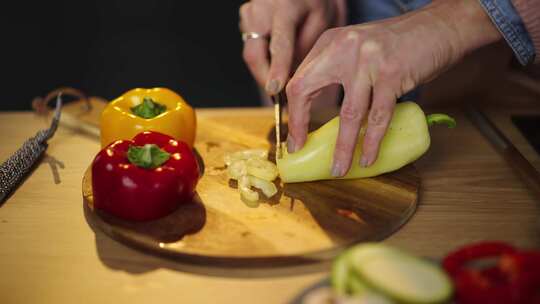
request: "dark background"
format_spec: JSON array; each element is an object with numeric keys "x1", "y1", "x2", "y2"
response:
[{"x1": 1, "y1": 0, "x2": 260, "y2": 110}]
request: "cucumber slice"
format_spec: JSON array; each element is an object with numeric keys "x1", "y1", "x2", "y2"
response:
[
  {"x1": 333, "y1": 244, "x2": 396, "y2": 296},
  {"x1": 331, "y1": 252, "x2": 351, "y2": 295},
  {"x1": 349, "y1": 244, "x2": 452, "y2": 304},
  {"x1": 348, "y1": 272, "x2": 372, "y2": 295},
  {"x1": 352, "y1": 293, "x2": 395, "y2": 304}
]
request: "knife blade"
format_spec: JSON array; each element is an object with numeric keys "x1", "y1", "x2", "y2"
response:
[
  {"x1": 466, "y1": 106, "x2": 540, "y2": 199},
  {"x1": 271, "y1": 91, "x2": 285, "y2": 160}
]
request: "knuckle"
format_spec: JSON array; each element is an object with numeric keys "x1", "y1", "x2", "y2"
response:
[
  {"x1": 358, "y1": 39, "x2": 382, "y2": 60},
  {"x1": 364, "y1": 129, "x2": 384, "y2": 147},
  {"x1": 276, "y1": 0, "x2": 303, "y2": 17},
  {"x1": 286, "y1": 77, "x2": 304, "y2": 98},
  {"x1": 335, "y1": 138, "x2": 355, "y2": 154},
  {"x1": 400, "y1": 76, "x2": 416, "y2": 95},
  {"x1": 334, "y1": 140, "x2": 356, "y2": 163},
  {"x1": 340, "y1": 104, "x2": 361, "y2": 122},
  {"x1": 320, "y1": 28, "x2": 339, "y2": 40},
  {"x1": 396, "y1": 70, "x2": 417, "y2": 95},
  {"x1": 335, "y1": 29, "x2": 363, "y2": 49},
  {"x1": 239, "y1": 3, "x2": 250, "y2": 18},
  {"x1": 270, "y1": 33, "x2": 292, "y2": 55},
  {"x1": 368, "y1": 107, "x2": 391, "y2": 127}
]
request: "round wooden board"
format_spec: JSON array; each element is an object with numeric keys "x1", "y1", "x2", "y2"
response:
[
  {"x1": 82, "y1": 162, "x2": 419, "y2": 268},
  {"x1": 83, "y1": 114, "x2": 420, "y2": 267}
]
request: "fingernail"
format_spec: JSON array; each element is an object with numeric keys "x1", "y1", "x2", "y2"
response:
[
  {"x1": 287, "y1": 135, "x2": 296, "y2": 153},
  {"x1": 266, "y1": 79, "x2": 280, "y2": 95},
  {"x1": 331, "y1": 161, "x2": 345, "y2": 177},
  {"x1": 360, "y1": 155, "x2": 369, "y2": 168}
]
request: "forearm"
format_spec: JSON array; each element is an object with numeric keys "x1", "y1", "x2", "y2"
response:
[
  {"x1": 418, "y1": 0, "x2": 503, "y2": 62},
  {"x1": 375, "y1": 0, "x2": 503, "y2": 83}
]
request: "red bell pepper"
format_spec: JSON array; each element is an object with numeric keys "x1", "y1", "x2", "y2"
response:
[
  {"x1": 443, "y1": 241, "x2": 540, "y2": 304},
  {"x1": 91, "y1": 131, "x2": 199, "y2": 221}
]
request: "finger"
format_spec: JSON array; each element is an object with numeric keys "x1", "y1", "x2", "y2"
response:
[
  {"x1": 295, "y1": 13, "x2": 328, "y2": 64},
  {"x1": 331, "y1": 75, "x2": 371, "y2": 177},
  {"x1": 333, "y1": 0, "x2": 348, "y2": 27},
  {"x1": 239, "y1": 2, "x2": 272, "y2": 36},
  {"x1": 360, "y1": 85, "x2": 396, "y2": 167},
  {"x1": 285, "y1": 44, "x2": 340, "y2": 153},
  {"x1": 266, "y1": 5, "x2": 307, "y2": 95},
  {"x1": 243, "y1": 39, "x2": 270, "y2": 87},
  {"x1": 238, "y1": 2, "x2": 250, "y2": 33},
  {"x1": 240, "y1": 2, "x2": 271, "y2": 86}
]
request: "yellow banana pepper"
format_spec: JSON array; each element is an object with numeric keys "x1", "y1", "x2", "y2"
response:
[
  {"x1": 100, "y1": 88, "x2": 196, "y2": 148},
  {"x1": 277, "y1": 102, "x2": 455, "y2": 183}
]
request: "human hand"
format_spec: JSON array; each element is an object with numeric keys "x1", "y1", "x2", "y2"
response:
[
  {"x1": 239, "y1": 0, "x2": 347, "y2": 95},
  {"x1": 285, "y1": 0, "x2": 501, "y2": 177}
]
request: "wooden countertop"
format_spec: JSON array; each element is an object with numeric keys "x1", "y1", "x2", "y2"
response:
[{"x1": 0, "y1": 104, "x2": 539, "y2": 304}]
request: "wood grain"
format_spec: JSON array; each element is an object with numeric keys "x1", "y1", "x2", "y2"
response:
[
  {"x1": 0, "y1": 102, "x2": 539, "y2": 304},
  {"x1": 81, "y1": 103, "x2": 420, "y2": 265}
]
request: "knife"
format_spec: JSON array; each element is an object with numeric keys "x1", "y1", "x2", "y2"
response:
[
  {"x1": 271, "y1": 91, "x2": 286, "y2": 160},
  {"x1": 466, "y1": 106, "x2": 540, "y2": 199}
]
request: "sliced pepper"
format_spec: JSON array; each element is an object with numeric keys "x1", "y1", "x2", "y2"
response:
[
  {"x1": 100, "y1": 87, "x2": 196, "y2": 148},
  {"x1": 91, "y1": 131, "x2": 200, "y2": 221},
  {"x1": 442, "y1": 241, "x2": 540, "y2": 304}
]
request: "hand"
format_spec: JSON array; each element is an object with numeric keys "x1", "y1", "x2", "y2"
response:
[
  {"x1": 285, "y1": 0, "x2": 502, "y2": 177},
  {"x1": 239, "y1": 0, "x2": 347, "y2": 95}
]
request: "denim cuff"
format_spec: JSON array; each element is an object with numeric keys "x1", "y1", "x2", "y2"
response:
[
  {"x1": 478, "y1": 0, "x2": 535, "y2": 65},
  {"x1": 347, "y1": 0, "x2": 431, "y2": 24}
]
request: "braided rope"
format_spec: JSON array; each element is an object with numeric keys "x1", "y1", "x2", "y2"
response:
[{"x1": 0, "y1": 95, "x2": 62, "y2": 202}]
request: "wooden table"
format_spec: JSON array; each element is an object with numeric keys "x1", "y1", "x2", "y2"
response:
[{"x1": 0, "y1": 104, "x2": 539, "y2": 304}]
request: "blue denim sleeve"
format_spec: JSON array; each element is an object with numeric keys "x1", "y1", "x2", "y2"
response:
[
  {"x1": 478, "y1": 0, "x2": 535, "y2": 65},
  {"x1": 347, "y1": 0, "x2": 431, "y2": 24}
]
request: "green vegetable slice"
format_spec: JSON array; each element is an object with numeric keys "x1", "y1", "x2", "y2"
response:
[
  {"x1": 349, "y1": 244, "x2": 453, "y2": 304},
  {"x1": 246, "y1": 158, "x2": 278, "y2": 181},
  {"x1": 348, "y1": 272, "x2": 372, "y2": 295},
  {"x1": 331, "y1": 252, "x2": 351, "y2": 295}
]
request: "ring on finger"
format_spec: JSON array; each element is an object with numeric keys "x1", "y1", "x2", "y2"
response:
[{"x1": 242, "y1": 31, "x2": 269, "y2": 42}]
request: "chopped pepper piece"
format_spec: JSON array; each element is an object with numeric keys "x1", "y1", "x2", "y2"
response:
[{"x1": 100, "y1": 88, "x2": 196, "y2": 148}]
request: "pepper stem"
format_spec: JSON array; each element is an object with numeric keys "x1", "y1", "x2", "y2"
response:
[
  {"x1": 127, "y1": 144, "x2": 170, "y2": 169},
  {"x1": 426, "y1": 114, "x2": 456, "y2": 128},
  {"x1": 130, "y1": 97, "x2": 167, "y2": 119}
]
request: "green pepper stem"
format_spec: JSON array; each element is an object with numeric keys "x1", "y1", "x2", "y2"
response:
[
  {"x1": 127, "y1": 144, "x2": 170, "y2": 169},
  {"x1": 130, "y1": 97, "x2": 167, "y2": 119},
  {"x1": 426, "y1": 114, "x2": 456, "y2": 128}
]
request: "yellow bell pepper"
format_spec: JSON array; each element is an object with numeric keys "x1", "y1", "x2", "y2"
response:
[
  {"x1": 276, "y1": 102, "x2": 455, "y2": 183},
  {"x1": 100, "y1": 88, "x2": 196, "y2": 148}
]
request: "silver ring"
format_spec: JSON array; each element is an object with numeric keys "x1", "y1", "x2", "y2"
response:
[{"x1": 242, "y1": 31, "x2": 268, "y2": 42}]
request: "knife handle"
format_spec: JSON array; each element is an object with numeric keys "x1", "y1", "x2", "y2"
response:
[
  {"x1": 505, "y1": 145, "x2": 540, "y2": 199},
  {"x1": 466, "y1": 107, "x2": 540, "y2": 200}
]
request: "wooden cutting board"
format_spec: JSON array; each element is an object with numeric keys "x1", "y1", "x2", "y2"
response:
[{"x1": 72, "y1": 100, "x2": 420, "y2": 267}]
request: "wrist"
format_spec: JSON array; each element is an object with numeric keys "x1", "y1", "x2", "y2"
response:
[{"x1": 427, "y1": 0, "x2": 503, "y2": 56}]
